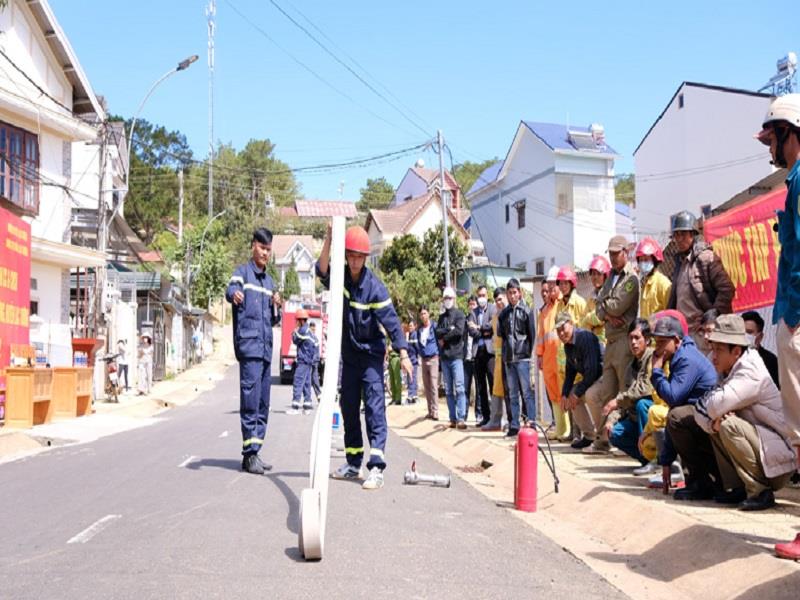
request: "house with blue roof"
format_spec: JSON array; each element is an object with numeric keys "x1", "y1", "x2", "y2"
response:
[{"x1": 467, "y1": 121, "x2": 619, "y2": 276}]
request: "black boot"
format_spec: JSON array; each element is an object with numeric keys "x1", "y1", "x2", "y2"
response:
[
  {"x1": 739, "y1": 489, "x2": 775, "y2": 511},
  {"x1": 242, "y1": 454, "x2": 265, "y2": 475}
]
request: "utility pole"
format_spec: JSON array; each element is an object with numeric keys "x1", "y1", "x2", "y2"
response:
[
  {"x1": 437, "y1": 129, "x2": 451, "y2": 289},
  {"x1": 95, "y1": 120, "x2": 109, "y2": 339},
  {"x1": 206, "y1": 0, "x2": 216, "y2": 218},
  {"x1": 178, "y1": 168, "x2": 184, "y2": 245}
]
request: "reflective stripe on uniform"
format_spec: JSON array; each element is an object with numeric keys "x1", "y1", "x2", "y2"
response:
[
  {"x1": 294, "y1": 333, "x2": 312, "y2": 340},
  {"x1": 229, "y1": 275, "x2": 244, "y2": 284},
  {"x1": 243, "y1": 437, "x2": 264, "y2": 447},
  {"x1": 543, "y1": 331, "x2": 559, "y2": 342},
  {"x1": 345, "y1": 446, "x2": 364, "y2": 455},
  {"x1": 243, "y1": 283, "x2": 272, "y2": 295},
  {"x1": 368, "y1": 448, "x2": 385, "y2": 458},
  {"x1": 343, "y1": 288, "x2": 393, "y2": 311}
]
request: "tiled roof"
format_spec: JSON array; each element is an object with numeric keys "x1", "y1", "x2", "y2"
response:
[
  {"x1": 277, "y1": 206, "x2": 298, "y2": 217},
  {"x1": 523, "y1": 121, "x2": 618, "y2": 155},
  {"x1": 295, "y1": 199, "x2": 358, "y2": 218},
  {"x1": 367, "y1": 192, "x2": 468, "y2": 239},
  {"x1": 412, "y1": 167, "x2": 459, "y2": 190},
  {"x1": 271, "y1": 235, "x2": 315, "y2": 261}
]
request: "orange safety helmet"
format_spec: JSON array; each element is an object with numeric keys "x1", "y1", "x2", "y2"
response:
[
  {"x1": 588, "y1": 255, "x2": 611, "y2": 277},
  {"x1": 295, "y1": 308, "x2": 309, "y2": 320},
  {"x1": 635, "y1": 237, "x2": 664, "y2": 262},
  {"x1": 344, "y1": 226, "x2": 370, "y2": 255},
  {"x1": 556, "y1": 265, "x2": 577, "y2": 286}
]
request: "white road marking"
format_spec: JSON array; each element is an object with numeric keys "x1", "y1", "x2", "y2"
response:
[
  {"x1": 218, "y1": 431, "x2": 229, "y2": 438},
  {"x1": 67, "y1": 514, "x2": 121, "y2": 544},
  {"x1": 177, "y1": 455, "x2": 197, "y2": 468}
]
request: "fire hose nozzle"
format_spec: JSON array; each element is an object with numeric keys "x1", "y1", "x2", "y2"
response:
[{"x1": 403, "y1": 470, "x2": 451, "y2": 488}]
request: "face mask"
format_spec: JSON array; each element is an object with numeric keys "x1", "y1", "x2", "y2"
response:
[
  {"x1": 443, "y1": 299, "x2": 454, "y2": 310},
  {"x1": 477, "y1": 297, "x2": 487, "y2": 308},
  {"x1": 638, "y1": 261, "x2": 654, "y2": 276},
  {"x1": 745, "y1": 333, "x2": 757, "y2": 347}
]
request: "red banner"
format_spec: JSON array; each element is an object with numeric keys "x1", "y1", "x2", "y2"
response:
[
  {"x1": 704, "y1": 187, "x2": 785, "y2": 312},
  {"x1": 0, "y1": 206, "x2": 31, "y2": 391}
]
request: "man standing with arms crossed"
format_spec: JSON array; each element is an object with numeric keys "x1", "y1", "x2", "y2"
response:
[
  {"x1": 316, "y1": 225, "x2": 412, "y2": 490},
  {"x1": 755, "y1": 94, "x2": 800, "y2": 559},
  {"x1": 225, "y1": 228, "x2": 282, "y2": 475}
]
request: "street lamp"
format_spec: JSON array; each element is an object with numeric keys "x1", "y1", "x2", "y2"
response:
[{"x1": 125, "y1": 54, "x2": 199, "y2": 190}]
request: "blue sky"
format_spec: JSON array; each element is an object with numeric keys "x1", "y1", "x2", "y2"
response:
[{"x1": 52, "y1": 0, "x2": 797, "y2": 202}]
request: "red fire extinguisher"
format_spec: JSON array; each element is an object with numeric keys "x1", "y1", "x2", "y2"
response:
[{"x1": 514, "y1": 425, "x2": 539, "y2": 512}]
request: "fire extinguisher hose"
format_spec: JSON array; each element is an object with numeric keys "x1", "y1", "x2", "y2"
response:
[{"x1": 530, "y1": 422, "x2": 559, "y2": 494}]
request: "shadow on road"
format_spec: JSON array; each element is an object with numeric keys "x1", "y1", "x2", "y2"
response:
[
  {"x1": 185, "y1": 457, "x2": 241, "y2": 472},
  {"x1": 264, "y1": 471, "x2": 307, "y2": 536}
]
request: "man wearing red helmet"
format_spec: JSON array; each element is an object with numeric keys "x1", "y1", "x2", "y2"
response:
[
  {"x1": 317, "y1": 225, "x2": 412, "y2": 490},
  {"x1": 289, "y1": 309, "x2": 314, "y2": 415},
  {"x1": 581, "y1": 256, "x2": 611, "y2": 346},
  {"x1": 636, "y1": 237, "x2": 672, "y2": 319}
]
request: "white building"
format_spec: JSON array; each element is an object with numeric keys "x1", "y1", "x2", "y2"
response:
[
  {"x1": 0, "y1": 0, "x2": 106, "y2": 365},
  {"x1": 364, "y1": 191, "x2": 470, "y2": 265},
  {"x1": 271, "y1": 235, "x2": 316, "y2": 300},
  {"x1": 633, "y1": 82, "x2": 774, "y2": 241},
  {"x1": 468, "y1": 121, "x2": 618, "y2": 276}
]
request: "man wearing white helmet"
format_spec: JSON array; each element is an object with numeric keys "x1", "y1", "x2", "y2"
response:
[{"x1": 757, "y1": 93, "x2": 800, "y2": 560}]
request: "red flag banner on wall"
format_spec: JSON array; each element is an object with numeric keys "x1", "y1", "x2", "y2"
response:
[
  {"x1": 0, "y1": 206, "x2": 32, "y2": 391},
  {"x1": 704, "y1": 187, "x2": 785, "y2": 312}
]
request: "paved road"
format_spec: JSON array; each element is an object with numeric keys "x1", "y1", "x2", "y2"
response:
[{"x1": 0, "y1": 360, "x2": 626, "y2": 599}]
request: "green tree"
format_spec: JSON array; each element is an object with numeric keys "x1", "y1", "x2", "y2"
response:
[
  {"x1": 382, "y1": 265, "x2": 439, "y2": 323},
  {"x1": 120, "y1": 117, "x2": 193, "y2": 244},
  {"x1": 357, "y1": 176, "x2": 394, "y2": 212},
  {"x1": 421, "y1": 223, "x2": 468, "y2": 288},
  {"x1": 615, "y1": 174, "x2": 635, "y2": 206},
  {"x1": 284, "y1": 262, "x2": 301, "y2": 298},
  {"x1": 452, "y1": 158, "x2": 499, "y2": 207},
  {"x1": 175, "y1": 215, "x2": 231, "y2": 308},
  {"x1": 379, "y1": 233, "x2": 422, "y2": 274}
]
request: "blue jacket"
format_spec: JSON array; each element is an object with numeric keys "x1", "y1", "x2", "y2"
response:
[
  {"x1": 225, "y1": 260, "x2": 280, "y2": 361},
  {"x1": 774, "y1": 161, "x2": 800, "y2": 328},
  {"x1": 650, "y1": 336, "x2": 717, "y2": 408},
  {"x1": 309, "y1": 330, "x2": 321, "y2": 364},
  {"x1": 292, "y1": 323, "x2": 315, "y2": 365},
  {"x1": 562, "y1": 328, "x2": 603, "y2": 398},
  {"x1": 415, "y1": 322, "x2": 439, "y2": 358},
  {"x1": 407, "y1": 331, "x2": 420, "y2": 365},
  {"x1": 316, "y1": 262, "x2": 407, "y2": 362}
]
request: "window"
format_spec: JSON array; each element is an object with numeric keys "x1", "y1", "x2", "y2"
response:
[
  {"x1": 0, "y1": 121, "x2": 39, "y2": 214},
  {"x1": 678, "y1": 93, "x2": 685, "y2": 109},
  {"x1": 30, "y1": 300, "x2": 38, "y2": 316},
  {"x1": 504, "y1": 204, "x2": 509, "y2": 223},
  {"x1": 535, "y1": 259, "x2": 545, "y2": 277},
  {"x1": 516, "y1": 200, "x2": 525, "y2": 229},
  {"x1": 506, "y1": 253, "x2": 511, "y2": 267},
  {"x1": 556, "y1": 174, "x2": 574, "y2": 215}
]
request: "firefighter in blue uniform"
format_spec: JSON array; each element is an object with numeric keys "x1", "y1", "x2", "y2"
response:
[
  {"x1": 225, "y1": 228, "x2": 282, "y2": 475},
  {"x1": 289, "y1": 309, "x2": 314, "y2": 415},
  {"x1": 308, "y1": 321, "x2": 322, "y2": 400},
  {"x1": 316, "y1": 225, "x2": 412, "y2": 490}
]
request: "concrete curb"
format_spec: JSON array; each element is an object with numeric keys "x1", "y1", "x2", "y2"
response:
[{"x1": 388, "y1": 401, "x2": 800, "y2": 600}]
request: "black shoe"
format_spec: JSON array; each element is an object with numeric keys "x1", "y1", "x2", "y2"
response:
[
  {"x1": 478, "y1": 419, "x2": 490, "y2": 428},
  {"x1": 242, "y1": 454, "x2": 265, "y2": 475},
  {"x1": 505, "y1": 428, "x2": 519, "y2": 438},
  {"x1": 739, "y1": 489, "x2": 775, "y2": 511},
  {"x1": 255, "y1": 455, "x2": 273, "y2": 472},
  {"x1": 714, "y1": 487, "x2": 746, "y2": 505},
  {"x1": 570, "y1": 436, "x2": 593, "y2": 450},
  {"x1": 673, "y1": 483, "x2": 715, "y2": 501}
]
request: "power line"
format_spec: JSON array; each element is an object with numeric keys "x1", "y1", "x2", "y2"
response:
[
  {"x1": 267, "y1": 0, "x2": 431, "y2": 138},
  {"x1": 223, "y1": 0, "x2": 418, "y2": 138},
  {"x1": 0, "y1": 47, "x2": 74, "y2": 113}
]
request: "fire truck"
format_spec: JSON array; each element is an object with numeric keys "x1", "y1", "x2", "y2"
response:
[{"x1": 279, "y1": 298, "x2": 328, "y2": 385}]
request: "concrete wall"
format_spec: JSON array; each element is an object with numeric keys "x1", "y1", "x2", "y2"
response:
[{"x1": 634, "y1": 85, "x2": 773, "y2": 242}]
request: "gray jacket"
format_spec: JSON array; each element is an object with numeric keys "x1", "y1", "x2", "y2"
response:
[{"x1": 694, "y1": 348, "x2": 795, "y2": 478}]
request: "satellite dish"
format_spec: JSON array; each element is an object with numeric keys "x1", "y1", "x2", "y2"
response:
[{"x1": 415, "y1": 159, "x2": 425, "y2": 169}]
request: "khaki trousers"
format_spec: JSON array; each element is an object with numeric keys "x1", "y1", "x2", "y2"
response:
[
  {"x1": 582, "y1": 336, "x2": 632, "y2": 442},
  {"x1": 421, "y1": 356, "x2": 439, "y2": 419},
  {"x1": 777, "y1": 320, "x2": 800, "y2": 446},
  {"x1": 711, "y1": 414, "x2": 792, "y2": 497}
]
